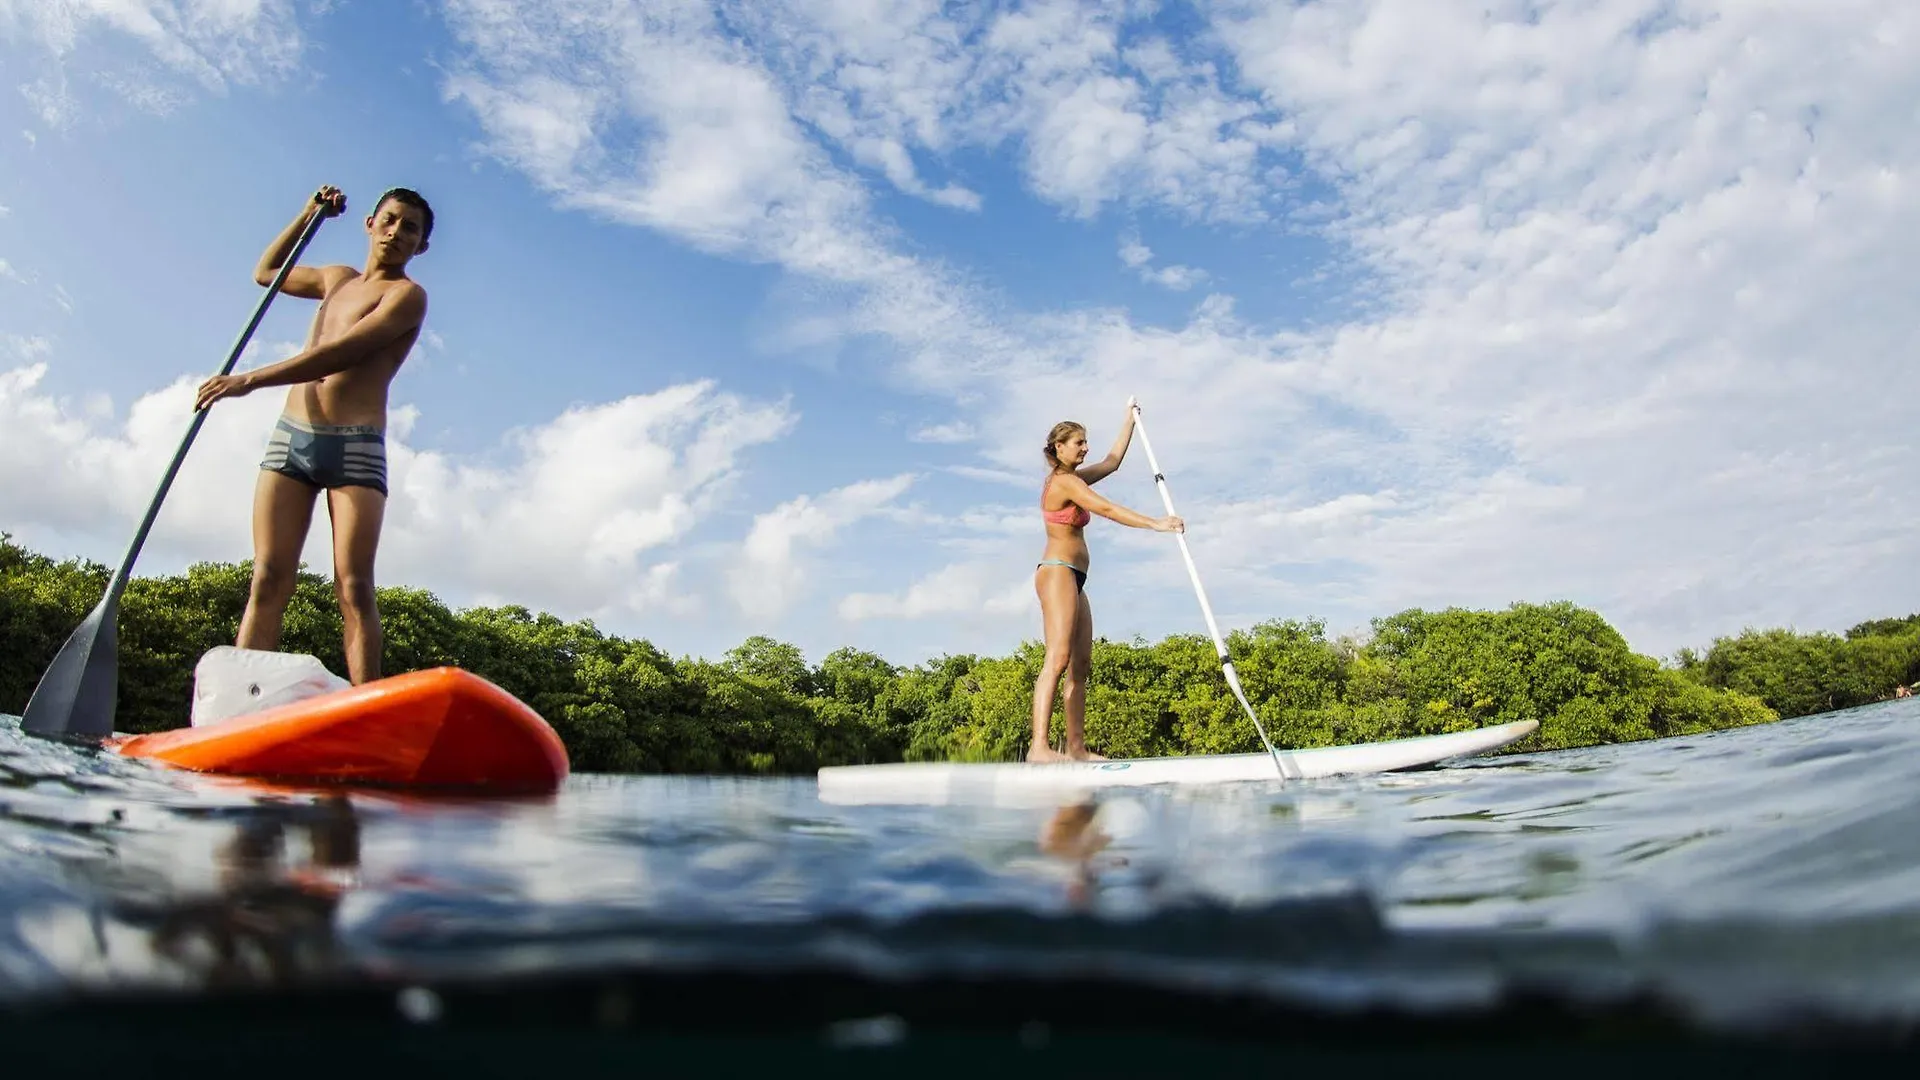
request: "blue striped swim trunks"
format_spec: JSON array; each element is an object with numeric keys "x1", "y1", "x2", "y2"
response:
[{"x1": 258, "y1": 415, "x2": 388, "y2": 497}]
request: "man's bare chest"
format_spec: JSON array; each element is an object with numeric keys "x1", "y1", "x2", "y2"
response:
[{"x1": 318, "y1": 280, "x2": 396, "y2": 336}]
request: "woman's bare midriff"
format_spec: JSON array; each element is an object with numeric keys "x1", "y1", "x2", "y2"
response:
[{"x1": 1039, "y1": 522, "x2": 1090, "y2": 571}]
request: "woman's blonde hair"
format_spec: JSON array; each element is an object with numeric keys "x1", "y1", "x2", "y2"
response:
[{"x1": 1043, "y1": 421, "x2": 1086, "y2": 472}]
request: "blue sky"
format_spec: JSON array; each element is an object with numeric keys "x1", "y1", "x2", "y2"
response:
[{"x1": 2, "y1": 0, "x2": 1916, "y2": 672}]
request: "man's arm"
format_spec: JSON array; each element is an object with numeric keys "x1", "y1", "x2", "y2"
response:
[
  {"x1": 255, "y1": 187, "x2": 347, "y2": 299},
  {"x1": 240, "y1": 283, "x2": 427, "y2": 390}
]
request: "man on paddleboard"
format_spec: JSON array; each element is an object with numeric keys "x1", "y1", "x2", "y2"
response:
[{"x1": 194, "y1": 184, "x2": 432, "y2": 685}]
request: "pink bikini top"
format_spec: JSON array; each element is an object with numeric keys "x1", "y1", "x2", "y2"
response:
[{"x1": 1041, "y1": 473, "x2": 1092, "y2": 528}]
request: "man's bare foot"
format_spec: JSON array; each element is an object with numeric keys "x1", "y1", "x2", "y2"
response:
[
  {"x1": 1027, "y1": 744, "x2": 1071, "y2": 763},
  {"x1": 1066, "y1": 746, "x2": 1107, "y2": 762}
]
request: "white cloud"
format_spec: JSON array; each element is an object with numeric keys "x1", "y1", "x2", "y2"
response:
[
  {"x1": 0, "y1": 360, "x2": 796, "y2": 628},
  {"x1": 438, "y1": 0, "x2": 1031, "y2": 413},
  {"x1": 5, "y1": 334, "x2": 52, "y2": 360},
  {"x1": 90, "y1": 68, "x2": 191, "y2": 115},
  {"x1": 438, "y1": 0, "x2": 1276, "y2": 417},
  {"x1": 437, "y1": 0, "x2": 980, "y2": 397},
  {"x1": 19, "y1": 75, "x2": 77, "y2": 128},
  {"x1": 393, "y1": 381, "x2": 797, "y2": 618},
  {"x1": 839, "y1": 560, "x2": 1030, "y2": 621},
  {"x1": 12, "y1": 2, "x2": 1911, "y2": 668},
  {"x1": 237, "y1": 338, "x2": 302, "y2": 367},
  {"x1": 1144, "y1": 264, "x2": 1206, "y2": 291},
  {"x1": 1117, "y1": 233, "x2": 1208, "y2": 291},
  {"x1": 2, "y1": 0, "x2": 307, "y2": 86},
  {"x1": 1163, "y1": 0, "x2": 1920, "y2": 635},
  {"x1": 0, "y1": 362, "x2": 286, "y2": 552},
  {"x1": 777, "y1": 0, "x2": 1920, "y2": 655},
  {"x1": 0, "y1": 259, "x2": 23, "y2": 283},
  {"x1": 731, "y1": 472, "x2": 916, "y2": 619},
  {"x1": 1023, "y1": 74, "x2": 1149, "y2": 216},
  {"x1": 943, "y1": 464, "x2": 1032, "y2": 488},
  {"x1": 721, "y1": 0, "x2": 1283, "y2": 223},
  {"x1": 430, "y1": 0, "x2": 1920, "y2": 662},
  {"x1": 909, "y1": 420, "x2": 973, "y2": 444},
  {"x1": 0, "y1": 0, "x2": 307, "y2": 122},
  {"x1": 721, "y1": 0, "x2": 986, "y2": 211}
]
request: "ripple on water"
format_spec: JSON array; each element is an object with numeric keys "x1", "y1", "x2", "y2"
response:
[{"x1": 3, "y1": 699, "x2": 1920, "y2": 1046}]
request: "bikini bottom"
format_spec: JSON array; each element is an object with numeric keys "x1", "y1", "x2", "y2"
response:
[{"x1": 1036, "y1": 558, "x2": 1086, "y2": 594}]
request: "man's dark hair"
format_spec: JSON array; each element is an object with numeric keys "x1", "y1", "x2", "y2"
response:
[{"x1": 374, "y1": 187, "x2": 434, "y2": 243}]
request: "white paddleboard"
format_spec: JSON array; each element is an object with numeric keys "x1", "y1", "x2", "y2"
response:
[{"x1": 816, "y1": 719, "x2": 1540, "y2": 806}]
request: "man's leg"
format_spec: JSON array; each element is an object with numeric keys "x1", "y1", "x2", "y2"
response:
[
  {"x1": 326, "y1": 485, "x2": 387, "y2": 684},
  {"x1": 236, "y1": 471, "x2": 320, "y2": 650}
]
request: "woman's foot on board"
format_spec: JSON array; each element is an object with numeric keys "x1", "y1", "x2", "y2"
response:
[
  {"x1": 1065, "y1": 745, "x2": 1107, "y2": 762},
  {"x1": 1027, "y1": 743, "x2": 1072, "y2": 763}
]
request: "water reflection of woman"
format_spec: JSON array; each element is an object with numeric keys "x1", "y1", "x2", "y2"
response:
[{"x1": 1039, "y1": 800, "x2": 1125, "y2": 910}]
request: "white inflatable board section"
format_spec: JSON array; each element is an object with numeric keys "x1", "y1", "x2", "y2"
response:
[{"x1": 191, "y1": 646, "x2": 349, "y2": 727}]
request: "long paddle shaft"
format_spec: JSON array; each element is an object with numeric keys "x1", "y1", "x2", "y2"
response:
[
  {"x1": 1128, "y1": 403, "x2": 1299, "y2": 781},
  {"x1": 21, "y1": 205, "x2": 335, "y2": 740}
]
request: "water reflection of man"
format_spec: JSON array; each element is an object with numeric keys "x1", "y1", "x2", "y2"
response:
[{"x1": 148, "y1": 795, "x2": 361, "y2": 988}]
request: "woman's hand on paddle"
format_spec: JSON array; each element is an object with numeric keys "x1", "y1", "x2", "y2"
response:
[
  {"x1": 1154, "y1": 514, "x2": 1185, "y2": 533},
  {"x1": 194, "y1": 372, "x2": 255, "y2": 411}
]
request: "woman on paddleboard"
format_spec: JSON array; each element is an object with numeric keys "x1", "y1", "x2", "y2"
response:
[{"x1": 1030, "y1": 399, "x2": 1183, "y2": 763}]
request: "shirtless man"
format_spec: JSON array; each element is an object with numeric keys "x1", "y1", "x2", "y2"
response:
[{"x1": 194, "y1": 184, "x2": 432, "y2": 685}]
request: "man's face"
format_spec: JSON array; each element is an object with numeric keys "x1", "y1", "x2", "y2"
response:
[{"x1": 365, "y1": 198, "x2": 429, "y2": 266}]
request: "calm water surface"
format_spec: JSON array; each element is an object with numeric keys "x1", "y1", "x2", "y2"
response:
[{"x1": 5, "y1": 698, "x2": 1920, "y2": 1061}]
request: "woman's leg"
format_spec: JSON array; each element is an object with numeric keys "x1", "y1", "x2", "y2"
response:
[
  {"x1": 1028, "y1": 565, "x2": 1081, "y2": 762},
  {"x1": 1062, "y1": 588, "x2": 1104, "y2": 760}
]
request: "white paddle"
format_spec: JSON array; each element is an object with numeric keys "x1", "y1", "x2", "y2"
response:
[{"x1": 1129, "y1": 400, "x2": 1299, "y2": 781}]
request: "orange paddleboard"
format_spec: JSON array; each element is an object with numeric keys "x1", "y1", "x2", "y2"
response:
[{"x1": 109, "y1": 667, "x2": 570, "y2": 794}]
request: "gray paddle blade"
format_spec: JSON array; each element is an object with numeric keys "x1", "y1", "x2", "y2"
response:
[{"x1": 20, "y1": 602, "x2": 120, "y2": 740}]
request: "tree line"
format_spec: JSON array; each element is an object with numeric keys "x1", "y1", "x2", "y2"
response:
[{"x1": 4, "y1": 534, "x2": 1915, "y2": 774}]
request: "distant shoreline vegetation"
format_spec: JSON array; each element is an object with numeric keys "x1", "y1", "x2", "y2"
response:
[{"x1": 4, "y1": 534, "x2": 1916, "y2": 775}]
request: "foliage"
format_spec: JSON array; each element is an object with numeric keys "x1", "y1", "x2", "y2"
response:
[
  {"x1": 8, "y1": 534, "x2": 1907, "y2": 776},
  {"x1": 1672, "y1": 618, "x2": 1920, "y2": 719}
]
